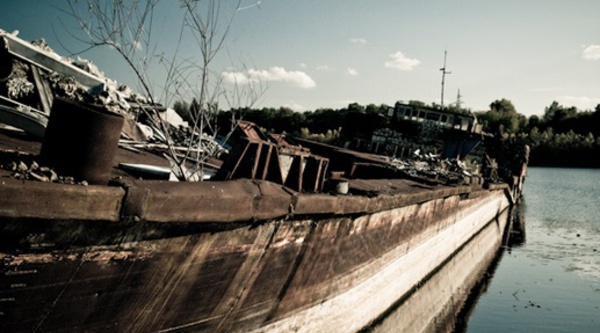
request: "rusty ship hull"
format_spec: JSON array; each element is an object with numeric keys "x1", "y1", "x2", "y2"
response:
[
  {"x1": 0, "y1": 28, "x2": 528, "y2": 332},
  {"x1": 0, "y1": 173, "x2": 512, "y2": 333}
]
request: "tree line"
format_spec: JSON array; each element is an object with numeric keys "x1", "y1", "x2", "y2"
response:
[
  {"x1": 173, "y1": 100, "x2": 392, "y2": 143},
  {"x1": 476, "y1": 98, "x2": 600, "y2": 167}
]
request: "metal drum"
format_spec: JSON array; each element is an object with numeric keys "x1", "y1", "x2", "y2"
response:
[{"x1": 40, "y1": 97, "x2": 124, "y2": 185}]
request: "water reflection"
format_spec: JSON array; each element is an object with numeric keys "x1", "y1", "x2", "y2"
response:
[
  {"x1": 506, "y1": 200, "x2": 526, "y2": 250},
  {"x1": 519, "y1": 168, "x2": 600, "y2": 280},
  {"x1": 461, "y1": 168, "x2": 600, "y2": 333},
  {"x1": 363, "y1": 205, "x2": 523, "y2": 333}
]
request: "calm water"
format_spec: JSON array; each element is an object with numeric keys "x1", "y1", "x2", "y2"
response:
[{"x1": 465, "y1": 167, "x2": 600, "y2": 332}]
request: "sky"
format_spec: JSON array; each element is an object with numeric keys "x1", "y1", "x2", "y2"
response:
[{"x1": 1, "y1": 0, "x2": 599, "y2": 117}]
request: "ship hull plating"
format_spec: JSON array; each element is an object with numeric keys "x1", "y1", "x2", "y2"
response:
[{"x1": 0, "y1": 188, "x2": 510, "y2": 333}]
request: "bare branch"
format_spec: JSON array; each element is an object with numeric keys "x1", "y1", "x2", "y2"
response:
[{"x1": 62, "y1": 0, "x2": 265, "y2": 181}]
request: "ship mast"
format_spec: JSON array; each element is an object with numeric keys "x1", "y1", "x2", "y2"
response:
[{"x1": 440, "y1": 50, "x2": 451, "y2": 109}]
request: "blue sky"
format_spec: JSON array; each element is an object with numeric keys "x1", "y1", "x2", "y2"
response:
[{"x1": 1, "y1": 0, "x2": 599, "y2": 116}]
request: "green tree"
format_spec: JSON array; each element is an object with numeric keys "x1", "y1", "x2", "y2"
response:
[
  {"x1": 490, "y1": 98, "x2": 517, "y2": 114},
  {"x1": 173, "y1": 100, "x2": 191, "y2": 122},
  {"x1": 476, "y1": 98, "x2": 521, "y2": 134},
  {"x1": 365, "y1": 103, "x2": 391, "y2": 115},
  {"x1": 347, "y1": 102, "x2": 365, "y2": 113},
  {"x1": 543, "y1": 101, "x2": 577, "y2": 123},
  {"x1": 407, "y1": 100, "x2": 426, "y2": 107}
]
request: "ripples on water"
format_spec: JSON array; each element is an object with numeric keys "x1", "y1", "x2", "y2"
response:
[{"x1": 465, "y1": 167, "x2": 600, "y2": 333}]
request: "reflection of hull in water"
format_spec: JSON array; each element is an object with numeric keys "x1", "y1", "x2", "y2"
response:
[
  {"x1": 507, "y1": 202, "x2": 526, "y2": 248},
  {"x1": 366, "y1": 205, "x2": 517, "y2": 333}
]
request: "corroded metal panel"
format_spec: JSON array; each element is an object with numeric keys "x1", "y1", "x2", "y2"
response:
[
  {"x1": 0, "y1": 178, "x2": 124, "y2": 221},
  {"x1": 0, "y1": 189, "x2": 510, "y2": 333}
]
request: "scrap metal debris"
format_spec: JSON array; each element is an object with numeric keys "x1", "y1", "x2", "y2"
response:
[
  {"x1": 381, "y1": 149, "x2": 480, "y2": 186},
  {"x1": 0, "y1": 29, "x2": 226, "y2": 181},
  {"x1": 0, "y1": 28, "x2": 493, "y2": 189},
  {"x1": 3, "y1": 60, "x2": 35, "y2": 99}
]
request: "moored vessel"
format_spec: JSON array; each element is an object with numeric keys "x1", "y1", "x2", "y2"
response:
[{"x1": 0, "y1": 29, "x2": 528, "y2": 333}]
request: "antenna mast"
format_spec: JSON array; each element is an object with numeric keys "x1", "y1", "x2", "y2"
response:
[{"x1": 440, "y1": 50, "x2": 451, "y2": 109}]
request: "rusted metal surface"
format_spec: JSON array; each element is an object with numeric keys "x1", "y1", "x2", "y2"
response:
[
  {"x1": 39, "y1": 98, "x2": 124, "y2": 185},
  {"x1": 0, "y1": 188, "x2": 510, "y2": 333},
  {"x1": 237, "y1": 120, "x2": 269, "y2": 142},
  {"x1": 216, "y1": 138, "x2": 284, "y2": 184},
  {"x1": 271, "y1": 205, "x2": 441, "y2": 317},
  {"x1": 216, "y1": 121, "x2": 329, "y2": 193},
  {"x1": 0, "y1": 171, "x2": 480, "y2": 224},
  {"x1": 0, "y1": 126, "x2": 491, "y2": 225},
  {"x1": 0, "y1": 177, "x2": 124, "y2": 221}
]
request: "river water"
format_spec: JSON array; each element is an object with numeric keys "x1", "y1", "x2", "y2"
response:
[{"x1": 464, "y1": 167, "x2": 600, "y2": 332}]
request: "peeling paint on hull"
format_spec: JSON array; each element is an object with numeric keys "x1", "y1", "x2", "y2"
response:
[{"x1": 0, "y1": 189, "x2": 510, "y2": 333}]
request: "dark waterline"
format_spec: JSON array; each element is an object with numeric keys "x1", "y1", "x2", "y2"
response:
[{"x1": 464, "y1": 167, "x2": 600, "y2": 332}]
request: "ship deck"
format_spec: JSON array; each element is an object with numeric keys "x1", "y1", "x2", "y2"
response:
[{"x1": 0, "y1": 127, "x2": 509, "y2": 224}]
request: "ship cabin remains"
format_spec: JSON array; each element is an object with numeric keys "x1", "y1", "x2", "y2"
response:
[
  {"x1": 392, "y1": 102, "x2": 482, "y2": 134},
  {"x1": 342, "y1": 102, "x2": 485, "y2": 163}
]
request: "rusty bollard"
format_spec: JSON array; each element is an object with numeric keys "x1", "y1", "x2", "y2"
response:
[{"x1": 40, "y1": 97, "x2": 124, "y2": 185}]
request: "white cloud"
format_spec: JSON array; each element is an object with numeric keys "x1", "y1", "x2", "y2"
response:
[
  {"x1": 346, "y1": 67, "x2": 358, "y2": 76},
  {"x1": 299, "y1": 62, "x2": 307, "y2": 68},
  {"x1": 384, "y1": 51, "x2": 421, "y2": 71},
  {"x1": 221, "y1": 71, "x2": 250, "y2": 84},
  {"x1": 222, "y1": 66, "x2": 316, "y2": 89},
  {"x1": 350, "y1": 38, "x2": 367, "y2": 45},
  {"x1": 317, "y1": 65, "x2": 332, "y2": 71},
  {"x1": 556, "y1": 95, "x2": 600, "y2": 110},
  {"x1": 582, "y1": 45, "x2": 600, "y2": 60}
]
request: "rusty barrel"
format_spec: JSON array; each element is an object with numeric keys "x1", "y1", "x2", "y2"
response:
[{"x1": 40, "y1": 97, "x2": 124, "y2": 185}]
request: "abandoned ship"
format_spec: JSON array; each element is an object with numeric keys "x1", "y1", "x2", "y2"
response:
[{"x1": 0, "y1": 30, "x2": 528, "y2": 332}]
